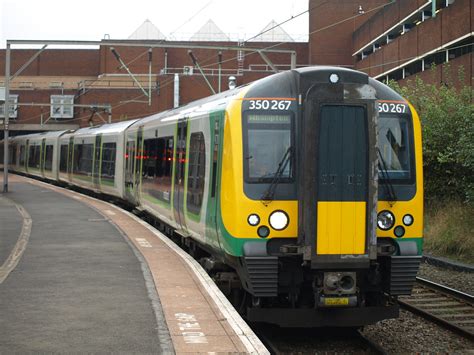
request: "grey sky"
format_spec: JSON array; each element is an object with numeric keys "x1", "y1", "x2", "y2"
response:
[{"x1": 0, "y1": 0, "x2": 309, "y2": 47}]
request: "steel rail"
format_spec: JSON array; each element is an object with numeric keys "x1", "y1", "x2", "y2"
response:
[
  {"x1": 398, "y1": 277, "x2": 474, "y2": 340},
  {"x1": 356, "y1": 330, "x2": 387, "y2": 355}
]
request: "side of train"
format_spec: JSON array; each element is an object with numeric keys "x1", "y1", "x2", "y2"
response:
[{"x1": 4, "y1": 67, "x2": 423, "y2": 327}]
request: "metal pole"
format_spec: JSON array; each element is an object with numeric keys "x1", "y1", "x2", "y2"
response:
[
  {"x1": 148, "y1": 48, "x2": 152, "y2": 106},
  {"x1": 290, "y1": 51, "x2": 297, "y2": 70},
  {"x1": 10, "y1": 45, "x2": 47, "y2": 81},
  {"x1": 218, "y1": 52, "x2": 222, "y2": 93},
  {"x1": 432, "y1": 0, "x2": 436, "y2": 18},
  {"x1": 110, "y1": 47, "x2": 149, "y2": 97},
  {"x1": 173, "y1": 74, "x2": 179, "y2": 108},
  {"x1": 188, "y1": 50, "x2": 216, "y2": 95},
  {"x1": 3, "y1": 44, "x2": 11, "y2": 192}
]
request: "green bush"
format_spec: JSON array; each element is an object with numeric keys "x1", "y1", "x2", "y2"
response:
[{"x1": 389, "y1": 65, "x2": 474, "y2": 203}]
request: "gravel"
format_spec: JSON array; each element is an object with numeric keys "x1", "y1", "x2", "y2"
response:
[
  {"x1": 418, "y1": 261, "x2": 474, "y2": 295},
  {"x1": 362, "y1": 309, "x2": 474, "y2": 353},
  {"x1": 362, "y1": 261, "x2": 474, "y2": 353}
]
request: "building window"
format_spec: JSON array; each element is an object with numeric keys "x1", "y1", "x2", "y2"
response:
[
  {"x1": 51, "y1": 95, "x2": 74, "y2": 119},
  {"x1": 0, "y1": 95, "x2": 18, "y2": 118}
]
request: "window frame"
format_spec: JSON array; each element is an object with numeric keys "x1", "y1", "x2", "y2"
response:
[
  {"x1": 242, "y1": 111, "x2": 295, "y2": 184},
  {"x1": 50, "y1": 95, "x2": 74, "y2": 119},
  {"x1": 186, "y1": 132, "x2": 206, "y2": 215},
  {"x1": 0, "y1": 95, "x2": 19, "y2": 118}
]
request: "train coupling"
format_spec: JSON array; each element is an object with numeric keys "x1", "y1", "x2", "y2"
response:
[{"x1": 317, "y1": 272, "x2": 358, "y2": 308}]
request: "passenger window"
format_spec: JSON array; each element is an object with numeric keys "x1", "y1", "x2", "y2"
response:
[
  {"x1": 142, "y1": 136, "x2": 174, "y2": 202},
  {"x1": 19, "y1": 145, "x2": 25, "y2": 166},
  {"x1": 73, "y1": 143, "x2": 93, "y2": 175},
  {"x1": 187, "y1": 132, "x2": 206, "y2": 215},
  {"x1": 101, "y1": 142, "x2": 116, "y2": 182},
  {"x1": 28, "y1": 145, "x2": 40, "y2": 169},
  {"x1": 59, "y1": 144, "x2": 68, "y2": 173},
  {"x1": 44, "y1": 145, "x2": 54, "y2": 171}
]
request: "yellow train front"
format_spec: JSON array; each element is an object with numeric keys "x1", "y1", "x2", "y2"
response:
[{"x1": 218, "y1": 67, "x2": 423, "y2": 327}]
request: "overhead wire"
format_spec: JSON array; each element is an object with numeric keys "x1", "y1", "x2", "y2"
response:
[{"x1": 168, "y1": 0, "x2": 214, "y2": 39}]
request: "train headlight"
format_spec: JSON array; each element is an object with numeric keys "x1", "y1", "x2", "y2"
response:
[
  {"x1": 269, "y1": 210, "x2": 289, "y2": 231},
  {"x1": 402, "y1": 214, "x2": 414, "y2": 226},
  {"x1": 377, "y1": 210, "x2": 395, "y2": 230},
  {"x1": 394, "y1": 226, "x2": 405, "y2": 238},
  {"x1": 329, "y1": 73, "x2": 340, "y2": 83},
  {"x1": 247, "y1": 214, "x2": 260, "y2": 226},
  {"x1": 257, "y1": 226, "x2": 270, "y2": 238}
]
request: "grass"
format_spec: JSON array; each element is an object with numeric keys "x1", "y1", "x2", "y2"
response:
[{"x1": 423, "y1": 200, "x2": 474, "y2": 264}]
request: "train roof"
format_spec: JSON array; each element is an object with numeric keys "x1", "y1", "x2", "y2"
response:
[
  {"x1": 129, "y1": 87, "x2": 243, "y2": 128},
  {"x1": 71, "y1": 119, "x2": 139, "y2": 137},
  {"x1": 11, "y1": 129, "x2": 71, "y2": 142}
]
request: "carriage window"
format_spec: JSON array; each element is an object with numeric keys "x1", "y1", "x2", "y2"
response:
[
  {"x1": 28, "y1": 145, "x2": 41, "y2": 169},
  {"x1": 19, "y1": 145, "x2": 26, "y2": 166},
  {"x1": 10, "y1": 144, "x2": 17, "y2": 165},
  {"x1": 101, "y1": 143, "x2": 116, "y2": 182},
  {"x1": 44, "y1": 145, "x2": 54, "y2": 171},
  {"x1": 243, "y1": 114, "x2": 293, "y2": 183},
  {"x1": 73, "y1": 143, "x2": 93, "y2": 175},
  {"x1": 142, "y1": 136, "x2": 174, "y2": 202},
  {"x1": 59, "y1": 144, "x2": 68, "y2": 172},
  {"x1": 187, "y1": 132, "x2": 206, "y2": 214},
  {"x1": 378, "y1": 115, "x2": 413, "y2": 183}
]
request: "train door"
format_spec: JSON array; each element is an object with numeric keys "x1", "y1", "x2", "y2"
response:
[
  {"x1": 173, "y1": 119, "x2": 189, "y2": 232},
  {"x1": 132, "y1": 126, "x2": 144, "y2": 201},
  {"x1": 93, "y1": 134, "x2": 102, "y2": 189},
  {"x1": 67, "y1": 137, "x2": 74, "y2": 182},
  {"x1": 25, "y1": 139, "x2": 29, "y2": 173},
  {"x1": 40, "y1": 138, "x2": 46, "y2": 176},
  {"x1": 125, "y1": 134, "x2": 136, "y2": 201},
  {"x1": 316, "y1": 105, "x2": 368, "y2": 255},
  {"x1": 209, "y1": 115, "x2": 224, "y2": 250}
]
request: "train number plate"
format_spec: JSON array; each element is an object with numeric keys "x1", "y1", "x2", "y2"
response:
[{"x1": 324, "y1": 297, "x2": 349, "y2": 306}]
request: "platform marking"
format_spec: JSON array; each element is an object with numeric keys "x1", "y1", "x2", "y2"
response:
[
  {"x1": 135, "y1": 238, "x2": 152, "y2": 248},
  {"x1": 20, "y1": 176, "x2": 268, "y2": 354},
  {"x1": 0, "y1": 197, "x2": 33, "y2": 284},
  {"x1": 104, "y1": 209, "x2": 116, "y2": 216},
  {"x1": 175, "y1": 313, "x2": 208, "y2": 344}
]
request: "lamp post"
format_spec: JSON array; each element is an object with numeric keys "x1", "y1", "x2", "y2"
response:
[{"x1": 3, "y1": 43, "x2": 11, "y2": 193}]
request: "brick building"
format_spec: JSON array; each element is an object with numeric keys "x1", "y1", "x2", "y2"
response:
[
  {"x1": 0, "y1": 0, "x2": 472, "y2": 135},
  {"x1": 310, "y1": 0, "x2": 472, "y2": 87}
]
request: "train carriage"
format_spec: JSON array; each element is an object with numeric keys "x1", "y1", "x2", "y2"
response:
[
  {"x1": 58, "y1": 120, "x2": 137, "y2": 199},
  {"x1": 5, "y1": 66, "x2": 423, "y2": 328}
]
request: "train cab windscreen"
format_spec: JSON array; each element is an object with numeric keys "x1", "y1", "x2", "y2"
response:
[
  {"x1": 243, "y1": 114, "x2": 293, "y2": 183},
  {"x1": 378, "y1": 115, "x2": 413, "y2": 183}
]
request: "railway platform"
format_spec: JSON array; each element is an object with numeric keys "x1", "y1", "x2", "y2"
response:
[{"x1": 0, "y1": 174, "x2": 266, "y2": 354}]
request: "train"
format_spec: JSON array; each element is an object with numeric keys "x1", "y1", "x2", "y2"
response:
[{"x1": 2, "y1": 66, "x2": 423, "y2": 327}]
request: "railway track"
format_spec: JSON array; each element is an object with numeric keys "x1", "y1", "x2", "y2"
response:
[
  {"x1": 399, "y1": 277, "x2": 474, "y2": 340},
  {"x1": 253, "y1": 324, "x2": 386, "y2": 354}
]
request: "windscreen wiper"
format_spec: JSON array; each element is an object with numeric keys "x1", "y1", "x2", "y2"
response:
[
  {"x1": 260, "y1": 146, "x2": 293, "y2": 206},
  {"x1": 377, "y1": 147, "x2": 397, "y2": 204}
]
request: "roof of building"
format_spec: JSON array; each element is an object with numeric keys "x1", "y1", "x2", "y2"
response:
[
  {"x1": 189, "y1": 19, "x2": 229, "y2": 41},
  {"x1": 250, "y1": 20, "x2": 294, "y2": 42},
  {"x1": 128, "y1": 19, "x2": 166, "y2": 40}
]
